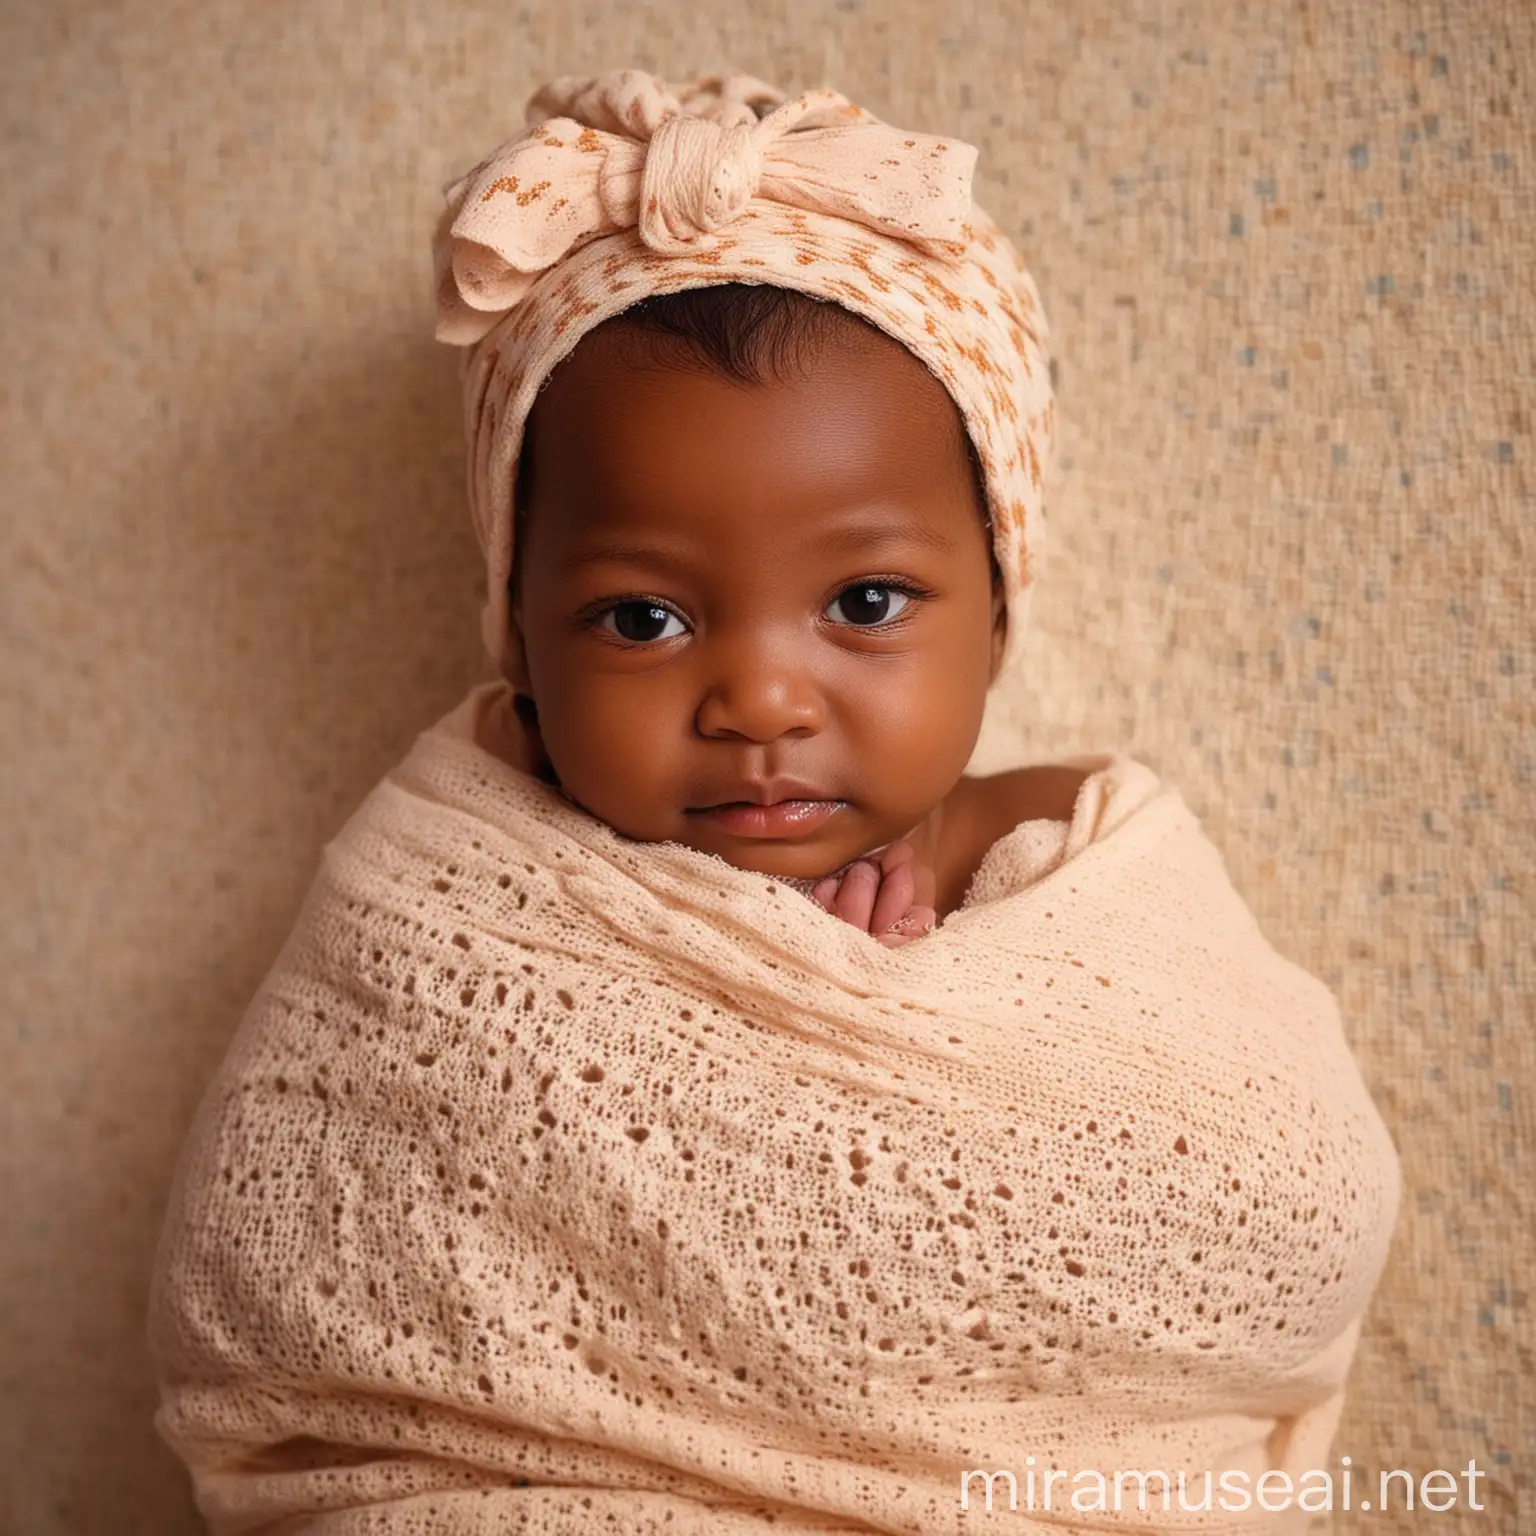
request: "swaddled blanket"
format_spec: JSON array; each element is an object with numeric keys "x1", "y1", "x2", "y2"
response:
[{"x1": 148, "y1": 681, "x2": 1401, "y2": 1535}]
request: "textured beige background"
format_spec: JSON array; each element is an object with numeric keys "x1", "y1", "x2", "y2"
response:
[{"x1": 2, "y1": 0, "x2": 1531, "y2": 1532}]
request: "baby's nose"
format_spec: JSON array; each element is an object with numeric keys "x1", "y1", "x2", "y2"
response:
[{"x1": 693, "y1": 647, "x2": 827, "y2": 742}]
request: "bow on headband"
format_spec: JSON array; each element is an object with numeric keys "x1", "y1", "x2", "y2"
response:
[{"x1": 434, "y1": 71, "x2": 980, "y2": 345}]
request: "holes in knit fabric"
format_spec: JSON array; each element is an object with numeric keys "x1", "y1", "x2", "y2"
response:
[{"x1": 151, "y1": 739, "x2": 1399, "y2": 1533}]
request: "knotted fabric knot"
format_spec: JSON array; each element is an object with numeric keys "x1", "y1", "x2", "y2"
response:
[
  {"x1": 434, "y1": 70, "x2": 980, "y2": 346},
  {"x1": 637, "y1": 114, "x2": 765, "y2": 253}
]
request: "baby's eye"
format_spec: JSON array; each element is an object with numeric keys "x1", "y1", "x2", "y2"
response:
[
  {"x1": 825, "y1": 582, "x2": 915, "y2": 628},
  {"x1": 595, "y1": 600, "x2": 688, "y2": 644}
]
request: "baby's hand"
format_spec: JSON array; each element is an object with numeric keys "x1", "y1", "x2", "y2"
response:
[{"x1": 811, "y1": 839, "x2": 938, "y2": 947}]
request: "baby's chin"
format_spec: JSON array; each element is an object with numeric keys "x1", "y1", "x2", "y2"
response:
[{"x1": 677, "y1": 837, "x2": 898, "y2": 890}]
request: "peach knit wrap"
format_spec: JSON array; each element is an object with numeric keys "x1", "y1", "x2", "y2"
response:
[
  {"x1": 429, "y1": 68, "x2": 1054, "y2": 677},
  {"x1": 147, "y1": 681, "x2": 1402, "y2": 1533}
]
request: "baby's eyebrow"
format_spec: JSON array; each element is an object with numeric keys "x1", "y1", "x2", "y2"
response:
[
  {"x1": 816, "y1": 518, "x2": 959, "y2": 557},
  {"x1": 560, "y1": 518, "x2": 959, "y2": 575},
  {"x1": 558, "y1": 541, "x2": 697, "y2": 576}
]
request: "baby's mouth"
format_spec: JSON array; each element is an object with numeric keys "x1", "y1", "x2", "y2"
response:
[
  {"x1": 687, "y1": 775, "x2": 843, "y2": 811},
  {"x1": 693, "y1": 799, "x2": 831, "y2": 812},
  {"x1": 686, "y1": 799, "x2": 848, "y2": 840}
]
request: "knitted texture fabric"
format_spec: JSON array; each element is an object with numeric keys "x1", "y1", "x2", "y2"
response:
[
  {"x1": 431, "y1": 68, "x2": 1054, "y2": 678},
  {"x1": 147, "y1": 680, "x2": 1402, "y2": 1534}
]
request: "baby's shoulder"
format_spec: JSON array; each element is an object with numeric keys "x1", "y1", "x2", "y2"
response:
[
  {"x1": 965, "y1": 761, "x2": 1093, "y2": 839},
  {"x1": 935, "y1": 762, "x2": 1092, "y2": 917}
]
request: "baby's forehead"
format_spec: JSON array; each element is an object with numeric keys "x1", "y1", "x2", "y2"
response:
[
  {"x1": 538, "y1": 368, "x2": 969, "y2": 519},
  {"x1": 509, "y1": 296, "x2": 993, "y2": 571},
  {"x1": 529, "y1": 320, "x2": 972, "y2": 481}
]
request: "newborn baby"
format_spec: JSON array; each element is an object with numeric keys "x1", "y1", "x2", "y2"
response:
[
  {"x1": 147, "y1": 70, "x2": 1403, "y2": 1533},
  {"x1": 490, "y1": 280, "x2": 1091, "y2": 948}
]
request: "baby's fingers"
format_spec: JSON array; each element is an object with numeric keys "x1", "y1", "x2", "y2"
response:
[
  {"x1": 869, "y1": 859, "x2": 916, "y2": 937},
  {"x1": 879, "y1": 837, "x2": 935, "y2": 910},
  {"x1": 827, "y1": 860, "x2": 880, "y2": 930},
  {"x1": 876, "y1": 904, "x2": 938, "y2": 947}
]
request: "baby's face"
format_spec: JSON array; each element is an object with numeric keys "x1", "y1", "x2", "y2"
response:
[{"x1": 507, "y1": 315, "x2": 1005, "y2": 882}]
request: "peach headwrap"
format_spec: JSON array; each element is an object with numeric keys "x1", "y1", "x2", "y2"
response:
[{"x1": 432, "y1": 68, "x2": 1054, "y2": 678}]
